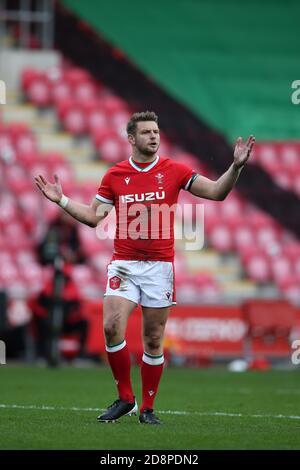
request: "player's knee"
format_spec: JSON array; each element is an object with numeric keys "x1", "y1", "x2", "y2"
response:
[
  {"x1": 144, "y1": 333, "x2": 162, "y2": 352},
  {"x1": 103, "y1": 321, "x2": 119, "y2": 344}
]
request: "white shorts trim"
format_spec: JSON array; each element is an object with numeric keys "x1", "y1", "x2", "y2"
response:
[{"x1": 105, "y1": 260, "x2": 175, "y2": 308}]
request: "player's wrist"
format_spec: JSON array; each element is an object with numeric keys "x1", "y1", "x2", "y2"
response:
[
  {"x1": 233, "y1": 161, "x2": 244, "y2": 171},
  {"x1": 58, "y1": 194, "x2": 69, "y2": 208}
]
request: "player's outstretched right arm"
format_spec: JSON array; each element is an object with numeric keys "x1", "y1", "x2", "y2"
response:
[{"x1": 34, "y1": 174, "x2": 112, "y2": 227}]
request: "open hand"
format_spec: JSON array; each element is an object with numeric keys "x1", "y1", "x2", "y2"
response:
[
  {"x1": 234, "y1": 135, "x2": 255, "y2": 168},
  {"x1": 34, "y1": 174, "x2": 62, "y2": 203}
]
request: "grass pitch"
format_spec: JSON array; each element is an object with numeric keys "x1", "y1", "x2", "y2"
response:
[{"x1": 0, "y1": 365, "x2": 300, "y2": 450}]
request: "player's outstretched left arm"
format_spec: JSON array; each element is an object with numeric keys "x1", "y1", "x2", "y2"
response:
[{"x1": 189, "y1": 135, "x2": 255, "y2": 201}]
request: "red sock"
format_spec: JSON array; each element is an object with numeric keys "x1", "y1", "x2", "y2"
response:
[
  {"x1": 106, "y1": 340, "x2": 134, "y2": 403},
  {"x1": 140, "y1": 352, "x2": 164, "y2": 412}
]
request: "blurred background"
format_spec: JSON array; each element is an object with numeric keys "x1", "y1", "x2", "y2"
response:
[{"x1": 0, "y1": 0, "x2": 300, "y2": 370}]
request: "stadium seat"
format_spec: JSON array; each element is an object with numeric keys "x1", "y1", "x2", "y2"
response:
[
  {"x1": 21, "y1": 68, "x2": 42, "y2": 91},
  {"x1": 209, "y1": 225, "x2": 233, "y2": 252},
  {"x1": 27, "y1": 78, "x2": 51, "y2": 107},
  {"x1": 52, "y1": 81, "x2": 72, "y2": 104},
  {"x1": 244, "y1": 253, "x2": 270, "y2": 283},
  {"x1": 271, "y1": 257, "x2": 293, "y2": 284},
  {"x1": 87, "y1": 109, "x2": 109, "y2": 134},
  {"x1": 274, "y1": 172, "x2": 293, "y2": 190},
  {"x1": 256, "y1": 226, "x2": 280, "y2": 249},
  {"x1": 74, "y1": 81, "x2": 98, "y2": 102},
  {"x1": 233, "y1": 226, "x2": 255, "y2": 250},
  {"x1": 281, "y1": 145, "x2": 299, "y2": 166},
  {"x1": 62, "y1": 107, "x2": 87, "y2": 136},
  {"x1": 96, "y1": 137, "x2": 125, "y2": 163},
  {"x1": 6, "y1": 122, "x2": 30, "y2": 142},
  {"x1": 256, "y1": 145, "x2": 278, "y2": 169},
  {"x1": 101, "y1": 95, "x2": 128, "y2": 116},
  {"x1": 64, "y1": 68, "x2": 92, "y2": 87},
  {"x1": 0, "y1": 196, "x2": 19, "y2": 224}
]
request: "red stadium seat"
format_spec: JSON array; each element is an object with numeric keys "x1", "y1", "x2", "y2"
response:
[
  {"x1": 274, "y1": 172, "x2": 293, "y2": 190},
  {"x1": 62, "y1": 107, "x2": 87, "y2": 136},
  {"x1": 233, "y1": 226, "x2": 255, "y2": 250},
  {"x1": 0, "y1": 251, "x2": 13, "y2": 264},
  {"x1": 6, "y1": 122, "x2": 30, "y2": 142},
  {"x1": 16, "y1": 250, "x2": 37, "y2": 267},
  {"x1": 271, "y1": 257, "x2": 293, "y2": 284},
  {"x1": 6, "y1": 165, "x2": 32, "y2": 194},
  {"x1": 4, "y1": 221, "x2": 28, "y2": 239},
  {"x1": 16, "y1": 150, "x2": 39, "y2": 167},
  {"x1": 247, "y1": 209, "x2": 273, "y2": 230},
  {"x1": 52, "y1": 81, "x2": 72, "y2": 104},
  {"x1": 64, "y1": 68, "x2": 92, "y2": 87},
  {"x1": 55, "y1": 97, "x2": 76, "y2": 120},
  {"x1": 102, "y1": 95, "x2": 128, "y2": 116},
  {"x1": 283, "y1": 242, "x2": 300, "y2": 261},
  {"x1": 209, "y1": 225, "x2": 233, "y2": 252},
  {"x1": 74, "y1": 81, "x2": 98, "y2": 102},
  {"x1": 22, "y1": 263, "x2": 43, "y2": 283},
  {"x1": 21, "y1": 68, "x2": 42, "y2": 91},
  {"x1": 92, "y1": 126, "x2": 117, "y2": 146},
  {"x1": 220, "y1": 195, "x2": 244, "y2": 219},
  {"x1": 0, "y1": 134, "x2": 13, "y2": 156},
  {"x1": 256, "y1": 145, "x2": 278, "y2": 169},
  {"x1": 256, "y1": 226, "x2": 280, "y2": 249},
  {"x1": 42, "y1": 152, "x2": 66, "y2": 167},
  {"x1": 0, "y1": 196, "x2": 19, "y2": 224},
  {"x1": 15, "y1": 134, "x2": 37, "y2": 156},
  {"x1": 244, "y1": 253, "x2": 270, "y2": 283},
  {"x1": 87, "y1": 109, "x2": 109, "y2": 134},
  {"x1": 280, "y1": 145, "x2": 299, "y2": 167},
  {"x1": 97, "y1": 137, "x2": 125, "y2": 163},
  {"x1": 19, "y1": 191, "x2": 42, "y2": 213},
  {"x1": 27, "y1": 78, "x2": 51, "y2": 107},
  {"x1": 110, "y1": 110, "x2": 131, "y2": 138},
  {"x1": 0, "y1": 262, "x2": 20, "y2": 283}
]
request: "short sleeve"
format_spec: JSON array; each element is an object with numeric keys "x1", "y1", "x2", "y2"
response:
[
  {"x1": 96, "y1": 171, "x2": 114, "y2": 205},
  {"x1": 174, "y1": 162, "x2": 199, "y2": 191}
]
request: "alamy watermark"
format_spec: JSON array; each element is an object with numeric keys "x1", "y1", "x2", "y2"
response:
[
  {"x1": 291, "y1": 339, "x2": 300, "y2": 365},
  {"x1": 291, "y1": 80, "x2": 300, "y2": 104},
  {"x1": 0, "y1": 340, "x2": 6, "y2": 365},
  {"x1": 95, "y1": 201, "x2": 205, "y2": 251},
  {"x1": 0, "y1": 80, "x2": 6, "y2": 105}
]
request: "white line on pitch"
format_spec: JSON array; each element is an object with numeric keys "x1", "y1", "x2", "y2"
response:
[{"x1": 0, "y1": 403, "x2": 300, "y2": 421}]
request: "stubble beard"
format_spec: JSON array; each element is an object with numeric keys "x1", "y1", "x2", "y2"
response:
[{"x1": 136, "y1": 142, "x2": 159, "y2": 158}]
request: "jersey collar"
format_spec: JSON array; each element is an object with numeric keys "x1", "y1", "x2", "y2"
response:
[{"x1": 129, "y1": 155, "x2": 159, "y2": 172}]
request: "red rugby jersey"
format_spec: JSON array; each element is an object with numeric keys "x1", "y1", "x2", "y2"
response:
[{"x1": 96, "y1": 156, "x2": 197, "y2": 261}]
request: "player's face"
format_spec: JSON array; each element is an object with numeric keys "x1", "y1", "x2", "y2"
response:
[{"x1": 130, "y1": 121, "x2": 160, "y2": 156}]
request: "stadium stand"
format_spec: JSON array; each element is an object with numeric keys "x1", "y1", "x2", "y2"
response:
[
  {"x1": 1, "y1": 0, "x2": 299, "y2": 363},
  {"x1": 2, "y1": 61, "x2": 300, "y2": 309}
]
